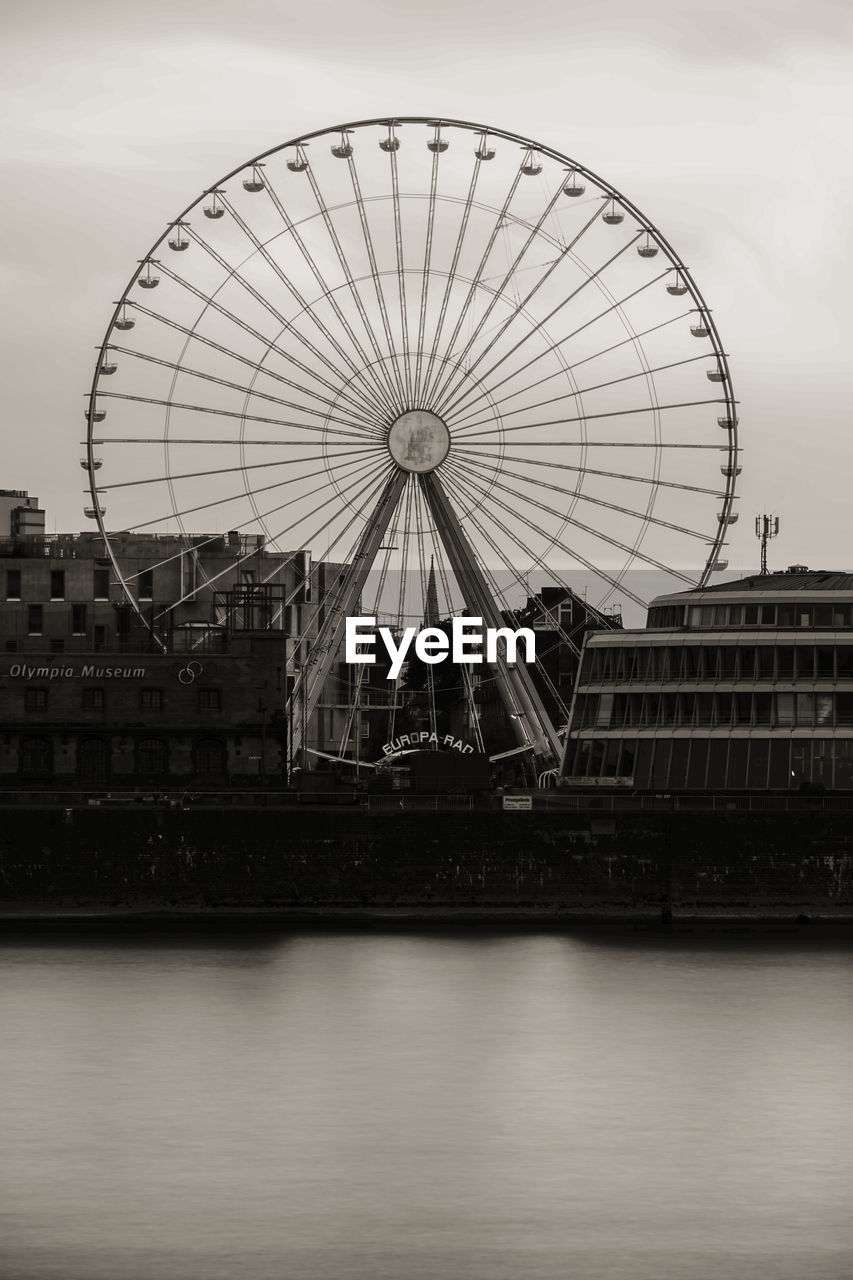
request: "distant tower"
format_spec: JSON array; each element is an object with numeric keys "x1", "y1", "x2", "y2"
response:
[
  {"x1": 424, "y1": 556, "x2": 440, "y2": 628},
  {"x1": 755, "y1": 514, "x2": 780, "y2": 576}
]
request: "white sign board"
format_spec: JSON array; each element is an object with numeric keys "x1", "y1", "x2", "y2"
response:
[{"x1": 502, "y1": 795, "x2": 533, "y2": 811}]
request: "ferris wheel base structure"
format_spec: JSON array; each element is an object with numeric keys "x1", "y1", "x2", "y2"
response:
[
  {"x1": 83, "y1": 116, "x2": 739, "y2": 777},
  {"x1": 290, "y1": 454, "x2": 565, "y2": 768}
]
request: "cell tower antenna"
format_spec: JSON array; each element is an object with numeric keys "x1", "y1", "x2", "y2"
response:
[{"x1": 755, "y1": 514, "x2": 779, "y2": 576}]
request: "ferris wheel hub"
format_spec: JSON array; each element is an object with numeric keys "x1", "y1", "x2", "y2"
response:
[{"x1": 387, "y1": 409, "x2": 450, "y2": 474}]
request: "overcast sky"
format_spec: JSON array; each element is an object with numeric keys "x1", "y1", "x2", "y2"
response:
[{"x1": 3, "y1": 0, "x2": 852, "y2": 575}]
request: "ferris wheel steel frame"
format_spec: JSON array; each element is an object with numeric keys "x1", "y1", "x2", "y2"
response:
[{"x1": 83, "y1": 116, "x2": 740, "y2": 773}]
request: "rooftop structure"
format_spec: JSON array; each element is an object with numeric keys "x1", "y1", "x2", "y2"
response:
[{"x1": 0, "y1": 489, "x2": 44, "y2": 538}]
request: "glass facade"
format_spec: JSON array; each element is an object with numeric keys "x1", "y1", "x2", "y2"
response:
[
  {"x1": 574, "y1": 689, "x2": 853, "y2": 730},
  {"x1": 646, "y1": 602, "x2": 853, "y2": 630},
  {"x1": 565, "y1": 735, "x2": 853, "y2": 791},
  {"x1": 581, "y1": 643, "x2": 853, "y2": 684},
  {"x1": 565, "y1": 587, "x2": 853, "y2": 792}
]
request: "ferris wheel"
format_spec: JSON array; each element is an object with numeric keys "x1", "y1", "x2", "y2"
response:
[{"x1": 84, "y1": 116, "x2": 739, "y2": 769}]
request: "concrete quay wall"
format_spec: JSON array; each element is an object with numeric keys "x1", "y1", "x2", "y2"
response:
[{"x1": 1, "y1": 807, "x2": 852, "y2": 918}]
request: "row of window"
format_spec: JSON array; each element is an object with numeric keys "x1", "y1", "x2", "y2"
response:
[
  {"x1": 646, "y1": 602, "x2": 853, "y2": 630},
  {"x1": 22, "y1": 687, "x2": 222, "y2": 713},
  {"x1": 4, "y1": 568, "x2": 152, "y2": 602},
  {"x1": 575, "y1": 690, "x2": 853, "y2": 730},
  {"x1": 18, "y1": 736, "x2": 227, "y2": 780},
  {"x1": 565, "y1": 736, "x2": 853, "y2": 790},
  {"x1": 581, "y1": 644, "x2": 853, "y2": 684},
  {"x1": 15, "y1": 603, "x2": 93, "y2": 635}
]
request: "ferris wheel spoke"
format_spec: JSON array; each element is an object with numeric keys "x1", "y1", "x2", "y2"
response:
[
  {"x1": 345, "y1": 152, "x2": 407, "y2": 411},
  {"x1": 140, "y1": 271, "x2": 381, "y2": 426},
  {"x1": 570, "y1": 350, "x2": 719, "y2": 401},
  {"x1": 130, "y1": 450, "x2": 383, "y2": 537},
  {"x1": 124, "y1": 304, "x2": 384, "y2": 431},
  {"x1": 426, "y1": 175, "x2": 567, "y2": 412},
  {"x1": 103, "y1": 346, "x2": 385, "y2": 440},
  {"x1": 300, "y1": 167, "x2": 405, "y2": 415},
  {"x1": 183, "y1": 219, "x2": 385, "y2": 420},
  {"x1": 451, "y1": 447, "x2": 728, "y2": 497},
  {"x1": 417, "y1": 158, "x2": 482, "y2": 404},
  {"x1": 430, "y1": 200, "x2": 605, "y2": 417},
  {"x1": 420, "y1": 165, "x2": 523, "y2": 408},
  {"x1": 452, "y1": 349, "x2": 713, "y2": 437},
  {"x1": 443, "y1": 454, "x2": 697, "y2": 584},
  {"x1": 96, "y1": 445, "x2": 381, "y2": 493},
  {"x1": 440, "y1": 460, "x2": 649, "y2": 609},
  {"x1": 455, "y1": 396, "x2": 732, "y2": 441},
  {"x1": 150, "y1": 456, "x2": 396, "y2": 619},
  {"x1": 91, "y1": 437, "x2": 383, "y2": 449},
  {"x1": 258, "y1": 173, "x2": 403, "y2": 420},
  {"x1": 413, "y1": 141, "x2": 442, "y2": 402},
  {"x1": 160, "y1": 246, "x2": 386, "y2": 429},
  {"x1": 438, "y1": 232, "x2": 645, "y2": 422},
  {"x1": 449, "y1": 308, "x2": 693, "y2": 429},
  {"x1": 455, "y1": 450, "x2": 714, "y2": 542},
  {"x1": 93, "y1": 391, "x2": 381, "y2": 444},
  {"x1": 448, "y1": 272, "x2": 678, "y2": 429},
  {"x1": 388, "y1": 146, "x2": 413, "y2": 406}
]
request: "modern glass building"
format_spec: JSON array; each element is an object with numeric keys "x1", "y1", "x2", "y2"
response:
[{"x1": 560, "y1": 569, "x2": 853, "y2": 792}]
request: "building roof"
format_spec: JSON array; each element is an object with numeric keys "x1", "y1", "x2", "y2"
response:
[{"x1": 696, "y1": 570, "x2": 853, "y2": 594}]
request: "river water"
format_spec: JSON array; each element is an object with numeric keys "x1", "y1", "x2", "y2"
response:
[{"x1": 1, "y1": 926, "x2": 851, "y2": 1280}]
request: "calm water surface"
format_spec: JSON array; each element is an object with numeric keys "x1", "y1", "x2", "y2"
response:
[{"x1": 1, "y1": 926, "x2": 851, "y2": 1280}]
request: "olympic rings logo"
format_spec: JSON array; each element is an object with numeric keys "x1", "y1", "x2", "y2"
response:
[{"x1": 177, "y1": 660, "x2": 204, "y2": 685}]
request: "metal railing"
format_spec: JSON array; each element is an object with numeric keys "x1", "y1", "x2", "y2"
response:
[{"x1": 1, "y1": 788, "x2": 853, "y2": 814}]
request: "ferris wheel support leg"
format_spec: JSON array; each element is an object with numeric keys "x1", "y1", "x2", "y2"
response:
[
  {"x1": 419, "y1": 473, "x2": 563, "y2": 769},
  {"x1": 289, "y1": 468, "x2": 408, "y2": 770}
]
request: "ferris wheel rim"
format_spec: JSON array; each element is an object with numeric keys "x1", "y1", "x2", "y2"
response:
[{"x1": 83, "y1": 113, "x2": 740, "y2": 703}]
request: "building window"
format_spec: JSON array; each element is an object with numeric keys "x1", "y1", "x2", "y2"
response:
[
  {"x1": 50, "y1": 569, "x2": 65, "y2": 600},
  {"x1": 198, "y1": 688, "x2": 221, "y2": 711},
  {"x1": 137, "y1": 737, "x2": 168, "y2": 775},
  {"x1": 138, "y1": 569, "x2": 154, "y2": 601},
  {"x1": 20, "y1": 736, "x2": 51, "y2": 776},
  {"x1": 796, "y1": 693, "x2": 813, "y2": 726},
  {"x1": 194, "y1": 737, "x2": 227, "y2": 778},
  {"x1": 140, "y1": 689, "x2": 163, "y2": 712},
  {"x1": 93, "y1": 568, "x2": 110, "y2": 600},
  {"x1": 776, "y1": 693, "x2": 794, "y2": 726},
  {"x1": 816, "y1": 646, "x2": 835, "y2": 679},
  {"x1": 27, "y1": 604, "x2": 43, "y2": 635},
  {"x1": 595, "y1": 692, "x2": 614, "y2": 727},
  {"x1": 82, "y1": 687, "x2": 105, "y2": 711},
  {"x1": 6, "y1": 569, "x2": 21, "y2": 601},
  {"x1": 78, "y1": 737, "x2": 110, "y2": 783},
  {"x1": 25, "y1": 687, "x2": 48, "y2": 712},
  {"x1": 72, "y1": 604, "x2": 87, "y2": 635}
]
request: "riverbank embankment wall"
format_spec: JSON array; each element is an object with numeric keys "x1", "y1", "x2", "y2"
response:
[{"x1": 1, "y1": 807, "x2": 851, "y2": 918}]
